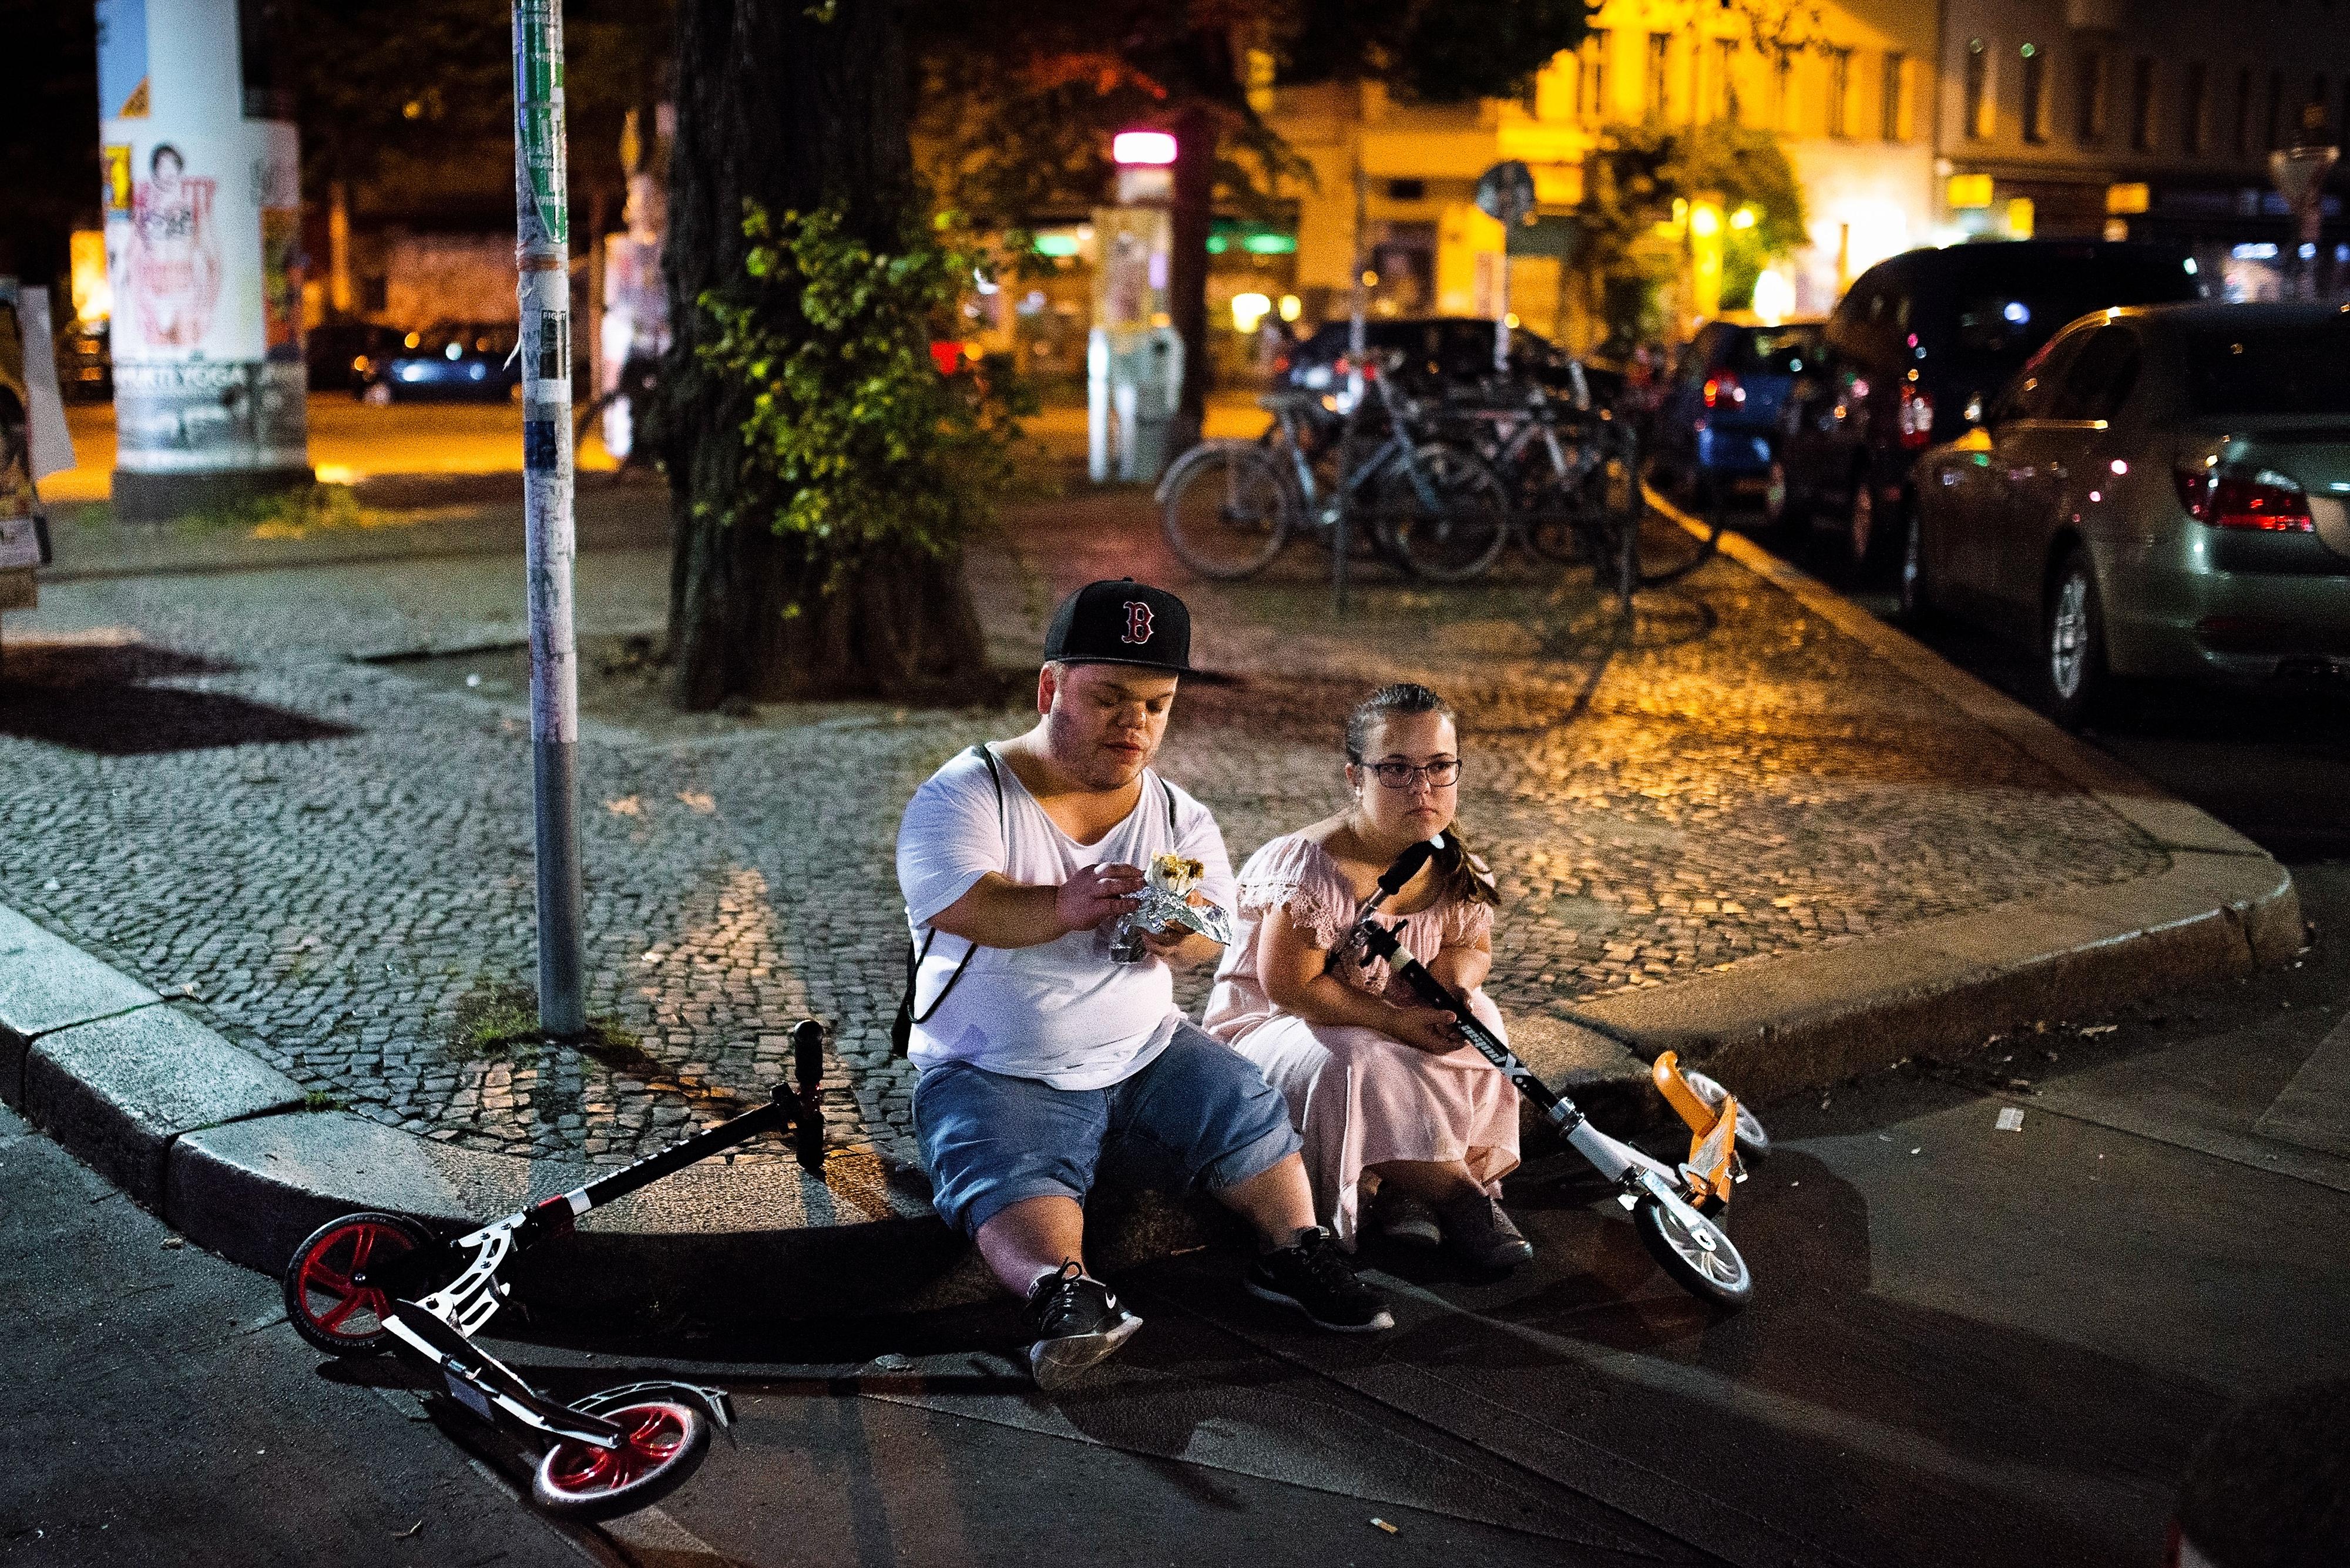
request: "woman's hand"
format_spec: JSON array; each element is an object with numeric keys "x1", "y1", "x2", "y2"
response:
[{"x1": 1386, "y1": 1003, "x2": 1465, "y2": 1055}]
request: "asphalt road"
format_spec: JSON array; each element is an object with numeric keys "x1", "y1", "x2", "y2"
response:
[{"x1": 0, "y1": 1098, "x2": 596, "y2": 1568}]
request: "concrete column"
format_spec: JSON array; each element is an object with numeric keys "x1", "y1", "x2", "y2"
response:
[{"x1": 96, "y1": 0, "x2": 312, "y2": 521}]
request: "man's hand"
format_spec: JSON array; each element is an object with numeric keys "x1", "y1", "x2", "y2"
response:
[{"x1": 1058, "y1": 862, "x2": 1144, "y2": 935}]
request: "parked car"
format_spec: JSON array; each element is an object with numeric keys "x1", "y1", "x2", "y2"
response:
[
  {"x1": 307, "y1": 321, "x2": 406, "y2": 394},
  {"x1": 53, "y1": 321, "x2": 111, "y2": 402},
  {"x1": 356, "y1": 322, "x2": 521, "y2": 404},
  {"x1": 1279, "y1": 317, "x2": 1603, "y2": 401},
  {"x1": 1647, "y1": 319, "x2": 1822, "y2": 506},
  {"x1": 1906, "y1": 301, "x2": 2350, "y2": 727},
  {"x1": 1771, "y1": 241, "x2": 2205, "y2": 575}
]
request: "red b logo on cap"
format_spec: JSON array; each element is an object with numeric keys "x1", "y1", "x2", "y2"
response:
[{"x1": 1122, "y1": 601, "x2": 1154, "y2": 645}]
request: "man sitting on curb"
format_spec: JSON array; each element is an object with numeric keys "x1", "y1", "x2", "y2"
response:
[{"x1": 897, "y1": 579, "x2": 1393, "y2": 1388}]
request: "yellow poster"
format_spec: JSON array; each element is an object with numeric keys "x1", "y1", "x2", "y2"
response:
[{"x1": 104, "y1": 144, "x2": 133, "y2": 215}]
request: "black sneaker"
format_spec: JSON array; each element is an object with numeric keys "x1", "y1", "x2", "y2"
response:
[
  {"x1": 1020, "y1": 1261, "x2": 1143, "y2": 1389},
  {"x1": 1243, "y1": 1227, "x2": 1395, "y2": 1332}
]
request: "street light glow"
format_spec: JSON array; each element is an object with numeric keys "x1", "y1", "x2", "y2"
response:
[{"x1": 1113, "y1": 131, "x2": 1177, "y2": 166}]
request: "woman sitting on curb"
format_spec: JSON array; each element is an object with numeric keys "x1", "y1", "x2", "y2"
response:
[{"x1": 1203, "y1": 683, "x2": 1530, "y2": 1269}]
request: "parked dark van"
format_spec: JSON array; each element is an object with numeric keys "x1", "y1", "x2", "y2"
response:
[{"x1": 1770, "y1": 241, "x2": 2204, "y2": 575}]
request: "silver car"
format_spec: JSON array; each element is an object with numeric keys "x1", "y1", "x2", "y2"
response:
[{"x1": 1906, "y1": 301, "x2": 2350, "y2": 727}]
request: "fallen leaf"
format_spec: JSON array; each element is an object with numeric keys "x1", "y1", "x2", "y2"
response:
[
  {"x1": 605, "y1": 795, "x2": 643, "y2": 817},
  {"x1": 677, "y1": 790, "x2": 717, "y2": 814}
]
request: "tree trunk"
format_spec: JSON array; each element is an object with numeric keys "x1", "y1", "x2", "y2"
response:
[
  {"x1": 659, "y1": 0, "x2": 992, "y2": 710},
  {"x1": 1166, "y1": 103, "x2": 1217, "y2": 456}
]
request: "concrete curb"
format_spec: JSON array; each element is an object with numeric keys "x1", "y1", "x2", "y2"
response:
[{"x1": 0, "y1": 507, "x2": 2299, "y2": 1325}]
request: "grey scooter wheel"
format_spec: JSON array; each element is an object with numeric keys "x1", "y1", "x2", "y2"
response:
[
  {"x1": 1681, "y1": 1069, "x2": 1770, "y2": 1162},
  {"x1": 1635, "y1": 1197, "x2": 1753, "y2": 1308},
  {"x1": 533, "y1": 1400, "x2": 711, "y2": 1521}
]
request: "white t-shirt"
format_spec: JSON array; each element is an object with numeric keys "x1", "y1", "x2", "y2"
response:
[{"x1": 895, "y1": 745, "x2": 1238, "y2": 1090}]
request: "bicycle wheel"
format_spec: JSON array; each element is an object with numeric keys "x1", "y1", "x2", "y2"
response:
[
  {"x1": 1160, "y1": 444, "x2": 1292, "y2": 580},
  {"x1": 1517, "y1": 452, "x2": 1606, "y2": 565},
  {"x1": 1377, "y1": 443, "x2": 1510, "y2": 583}
]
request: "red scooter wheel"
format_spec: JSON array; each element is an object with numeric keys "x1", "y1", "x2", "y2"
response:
[
  {"x1": 532, "y1": 1401, "x2": 711, "y2": 1521},
  {"x1": 281, "y1": 1211, "x2": 432, "y2": 1357}
]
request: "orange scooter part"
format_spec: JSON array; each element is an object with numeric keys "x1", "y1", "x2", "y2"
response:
[{"x1": 1653, "y1": 1051, "x2": 1740, "y2": 1208}]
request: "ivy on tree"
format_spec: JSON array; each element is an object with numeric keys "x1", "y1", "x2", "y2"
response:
[{"x1": 694, "y1": 202, "x2": 1028, "y2": 596}]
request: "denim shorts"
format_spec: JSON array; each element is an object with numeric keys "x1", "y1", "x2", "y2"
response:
[{"x1": 912, "y1": 1021, "x2": 1301, "y2": 1238}]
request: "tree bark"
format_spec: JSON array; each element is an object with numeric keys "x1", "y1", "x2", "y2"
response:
[
  {"x1": 659, "y1": 0, "x2": 992, "y2": 710},
  {"x1": 1166, "y1": 103, "x2": 1217, "y2": 456}
]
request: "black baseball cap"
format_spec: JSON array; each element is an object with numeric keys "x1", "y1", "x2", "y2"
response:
[{"x1": 1042, "y1": 578, "x2": 1191, "y2": 674}]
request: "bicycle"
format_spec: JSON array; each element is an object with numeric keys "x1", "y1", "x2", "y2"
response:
[
  {"x1": 1432, "y1": 375, "x2": 1646, "y2": 607},
  {"x1": 1156, "y1": 353, "x2": 1508, "y2": 582}
]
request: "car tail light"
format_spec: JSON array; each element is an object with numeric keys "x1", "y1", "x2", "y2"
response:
[
  {"x1": 1702, "y1": 372, "x2": 1744, "y2": 409},
  {"x1": 2174, "y1": 464, "x2": 2315, "y2": 531},
  {"x1": 1896, "y1": 384, "x2": 1935, "y2": 449},
  {"x1": 1272, "y1": 352, "x2": 1291, "y2": 374}
]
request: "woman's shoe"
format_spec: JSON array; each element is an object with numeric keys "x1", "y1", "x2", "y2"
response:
[
  {"x1": 1437, "y1": 1193, "x2": 1535, "y2": 1270},
  {"x1": 1371, "y1": 1190, "x2": 1443, "y2": 1248}
]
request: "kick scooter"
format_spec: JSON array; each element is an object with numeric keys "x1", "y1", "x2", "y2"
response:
[
  {"x1": 280, "y1": 1019, "x2": 830, "y2": 1520},
  {"x1": 1341, "y1": 839, "x2": 1764, "y2": 1307}
]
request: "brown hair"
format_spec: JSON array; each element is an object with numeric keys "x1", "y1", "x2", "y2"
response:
[{"x1": 1345, "y1": 684, "x2": 1498, "y2": 909}]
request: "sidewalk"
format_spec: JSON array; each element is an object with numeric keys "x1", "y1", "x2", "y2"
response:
[
  {"x1": 0, "y1": 485, "x2": 2298, "y2": 1325},
  {"x1": 46, "y1": 395, "x2": 623, "y2": 505}
]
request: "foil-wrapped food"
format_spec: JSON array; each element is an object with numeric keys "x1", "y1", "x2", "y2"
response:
[{"x1": 1107, "y1": 852, "x2": 1237, "y2": 963}]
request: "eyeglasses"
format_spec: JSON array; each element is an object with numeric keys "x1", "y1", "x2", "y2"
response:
[{"x1": 1358, "y1": 757, "x2": 1462, "y2": 789}]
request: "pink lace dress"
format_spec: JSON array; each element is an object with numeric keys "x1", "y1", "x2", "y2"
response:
[{"x1": 1201, "y1": 833, "x2": 1520, "y2": 1248}]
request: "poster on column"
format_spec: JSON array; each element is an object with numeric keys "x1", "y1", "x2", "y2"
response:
[
  {"x1": 103, "y1": 124, "x2": 306, "y2": 472},
  {"x1": 97, "y1": 0, "x2": 308, "y2": 478}
]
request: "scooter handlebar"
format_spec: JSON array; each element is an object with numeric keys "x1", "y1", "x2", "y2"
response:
[{"x1": 1376, "y1": 834, "x2": 1445, "y2": 897}]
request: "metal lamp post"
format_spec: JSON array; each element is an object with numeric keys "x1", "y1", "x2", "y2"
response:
[{"x1": 512, "y1": 0, "x2": 584, "y2": 1036}]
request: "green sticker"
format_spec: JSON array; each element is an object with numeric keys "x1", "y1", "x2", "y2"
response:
[{"x1": 516, "y1": 0, "x2": 569, "y2": 246}]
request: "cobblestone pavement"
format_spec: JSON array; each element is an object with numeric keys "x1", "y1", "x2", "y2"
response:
[{"x1": 0, "y1": 488, "x2": 2165, "y2": 1170}]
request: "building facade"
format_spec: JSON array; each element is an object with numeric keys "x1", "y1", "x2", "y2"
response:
[
  {"x1": 1935, "y1": 0, "x2": 2349, "y2": 294},
  {"x1": 1270, "y1": 0, "x2": 1942, "y2": 348}
]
